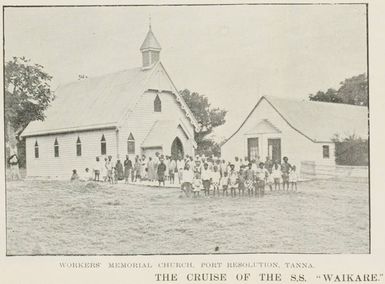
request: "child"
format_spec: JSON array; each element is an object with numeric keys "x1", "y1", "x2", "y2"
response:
[
  {"x1": 193, "y1": 172, "x2": 202, "y2": 197},
  {"x1": 271, "y1": 162, "x2": 281, "y2": 190},
  {"x1": 256, "y1": 162, "x2": 268, "y2": 197},
  {"x1": 238, "y1": 166, "x2": 246, "y2": 197},
  {"x1": 211, "y1": 165, "x2": 221, "y2": 197},
  {"x1": 70, "y1": 169, "x2": 79, "y2": 182},
  {"x1": 266, "y1": 169, "x2": 274, "y2": 191},
  {"x1": 112, "y1": 166, "x2": 118, "y2": 184},
  {"x1": 289, "y1": 165, "x2": 298, "y2": 191},
  {"x1": 220, "y1": 172, "x2": 229, "y2": 196},
  {"x1": 169, "y1": 158, "x2": 176, "y2": 184},
  {"x1": 94, "y1": 157, "x2": 101, "y2": 181},
  {"x1": 228, "y1": 164, "x2": 238, "y2": 197},
  {"x1": 83, "y1": 168, "x2": 93, "y2": 181},
  {"x1": 181, "y1": 164, "x2": 194, "y2": 197},
  {"x1": 244, "y1": 163, "x2": 255, "y2": 197},
  {"x1": 201, "y1": 163, "x2": 212, "y2": 196}
]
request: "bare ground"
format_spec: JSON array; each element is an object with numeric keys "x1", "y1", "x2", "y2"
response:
[{"x1": 6, "y1": 178, "x2": 369, "y2": 255}]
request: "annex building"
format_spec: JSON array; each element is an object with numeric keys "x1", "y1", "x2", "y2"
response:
[{"x1": 221, "y1": 96, "x2": 368, "y2": 176}]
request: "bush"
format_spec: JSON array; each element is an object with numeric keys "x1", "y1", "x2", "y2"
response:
[{"x1": 333, "y1": 135, "x2": 368, "y2": 166}]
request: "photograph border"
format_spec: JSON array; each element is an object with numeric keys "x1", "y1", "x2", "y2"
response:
[{"x1": 3, "y1": 1, "x2": 371, "y2": 256}]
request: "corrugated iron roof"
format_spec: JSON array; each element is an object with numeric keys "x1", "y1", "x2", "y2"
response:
[
  {"x1": 225, "y1": 96, "x2": 368, "y2": 144},
  {"x1": 265, "y1": 96, "x2": 368, "y2": 142},
  {"x1": 21, "y1": 65, "x2": 155, "y2": 137}
]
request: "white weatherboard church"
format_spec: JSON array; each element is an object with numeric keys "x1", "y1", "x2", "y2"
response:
[
  {"x1": 21, "y1": 26, "x2": 199, "y2": 178},
  {"x1": 221, "y1": 96, "x2": 368, "y2": 176}
]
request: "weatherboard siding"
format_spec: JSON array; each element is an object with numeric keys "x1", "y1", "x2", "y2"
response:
[{"x1": 25, "y1": 129, "x2": 116, "y2": 179}]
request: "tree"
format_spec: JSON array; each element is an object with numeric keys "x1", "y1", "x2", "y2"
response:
[
  {"x1": 180, "y1": 89, "x2": 227, "y2": 157},
  {"x1": 338, "y1": 73, "x2": 368, "y2": 106},
  {"x1": 5, "y1": 56, "x2": 54, "y2": 167},
  {"x1": 309, "y1": 88, "x2": 342, "y2": 104},
  {"x1": 309, "y1": 73, "x2": 368, "y2": 106}
]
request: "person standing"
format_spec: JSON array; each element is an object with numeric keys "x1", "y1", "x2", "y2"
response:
[
  {"x1": 244, "y1": 163, "x2": 255, "y2": 197},
  {"x1": 228, "y1": 164, "x2": 238, "y2": 197},
  {"x1": 181, "y1": 164, "x2": 194, "y2": 197},
  {"x1": 157, "y1": 158, "x2": 167, "y2": 186},
  {"x1": 281, "y1": 156, "x2": 291, "y2": 191},
  {"x1": 201, "y1": 163, "x2": 212, "y2": 196},
  {"x1": 169, "y1": 158, "x2": 176, "y2": 184},
  {"x1": 124, "y1": 155, "x2": 132, "y2": 184},
  {"x1": 147, "y1": 157, "x2": 155, "y2": 182},
  {"x1": 115, "y1": 159, "x2": 124, "y2": 181},
  {"x1": 8, "y1": 154, "x2": 20, "y2": 180}
]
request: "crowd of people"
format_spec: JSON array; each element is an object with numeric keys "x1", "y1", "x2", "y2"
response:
[{"x1": 71, "y1": 153, "x2": 299, "y2": 197}]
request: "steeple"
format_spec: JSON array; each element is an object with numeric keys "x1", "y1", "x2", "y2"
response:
[{"x1": 140, "y1": 22, "x2": 161, "y2": 68}]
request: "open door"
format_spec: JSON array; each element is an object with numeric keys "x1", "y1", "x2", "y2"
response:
[{"x1": 268, "y1": 138, "x2": 281, "y2": 163}]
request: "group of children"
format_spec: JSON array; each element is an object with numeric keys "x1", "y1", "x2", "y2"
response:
[{"x1": 180, "y1": 156, "x2": 298, "y2": 197}]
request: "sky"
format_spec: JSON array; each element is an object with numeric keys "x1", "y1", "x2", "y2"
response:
[{"x1": 4, "y1": 4, "x2": 367, "y2": 139}]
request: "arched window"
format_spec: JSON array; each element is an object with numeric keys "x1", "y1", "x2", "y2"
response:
[
  {"x1": 127, "y1": 133, "x2": 135, "y2": 154},
  {"x1": 76, "y1": 136, "x2": 82, "y2": 156},
  {"x1": 34, "y1": 141, "x2": 39, "y2": 158},
  {"x1": 154, "y1": 95, "x2": 161, "y2": 112},
  {"x1": 101, "y1": 134, "x2": 106, "y2": 155},
  {"x1": 54, "y1": 138, "x2": 59, "y2": 157}
]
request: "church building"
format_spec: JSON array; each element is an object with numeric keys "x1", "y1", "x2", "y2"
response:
[{"x1": 21, "y1": 25, "x2": 199, "y2": 178}]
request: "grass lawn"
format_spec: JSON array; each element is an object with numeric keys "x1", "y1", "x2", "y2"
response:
[{"x1": 6, "y1": 178, "x2": 369, "y2": 255}]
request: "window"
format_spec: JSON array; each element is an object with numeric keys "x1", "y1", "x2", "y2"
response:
[
  {"x1": 101, "y1": 134, "x2": 106, "y2": 155},
  {"x1": 127, "y1": 133, "x2": 135, "y2": 154},
  {"x1": 54, "y1": 138, "x2": 59, "y2": 157},
  {"x1": 154, "y1": 95, "x2": 161, "y2": 112},
  {"x1": 76, "y1": 137, "x2": 82, "y2": 156},
  {"x1": 323, "y1": 145, "x2": 330, "y2": 158},
  {"x1": 34, "y1": 141, "x2": 39, "y2": 158}
]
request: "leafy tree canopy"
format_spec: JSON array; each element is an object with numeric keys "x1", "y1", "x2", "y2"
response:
[
  {"x1": 180, "y1": 89, "x2": 227, "y2": 156},
  {"x1": 309, "y1": 73, "x2": 367, "y2": 106},
  {"x1": 5, "y1": 56, "x2": 54, "y2": 134}
]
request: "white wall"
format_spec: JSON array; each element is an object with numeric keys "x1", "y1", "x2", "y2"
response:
[
  {"x1": 221, "y1": 98, "x2": 335, "y2": 175},
  {"x1": 25, "y1": 129, "x2": 116, "y2": 179}
]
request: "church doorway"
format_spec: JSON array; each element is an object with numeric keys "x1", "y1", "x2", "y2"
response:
[{"x1": 171, "y1": 137, "x2": 184, "y2": 160}]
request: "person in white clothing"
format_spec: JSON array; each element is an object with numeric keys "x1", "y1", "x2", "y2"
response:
[
  {"x1": 211, "y1": 165, "x2": 221, "y2": 196},
  {"x1": 289, "y1": 165, "x2": 298, "y2": 191},
  {"x1": 201, "y1": 163, "x2": 212, "y2": 196},
  {"x1": 181, "y1": 164, "x2": 194, "y2": 197}
]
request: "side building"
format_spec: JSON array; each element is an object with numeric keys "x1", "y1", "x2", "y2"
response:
[
  {"x1": 20, "y1": 26, "x2": 199, "y2": 179},
  {"x1": 221, "y1": 96, "x2": 368, "y2": 177}
]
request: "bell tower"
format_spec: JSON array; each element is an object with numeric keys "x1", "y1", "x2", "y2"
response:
[{"x1": 140, "y1": 22, "x2": 161, "y2": 69}]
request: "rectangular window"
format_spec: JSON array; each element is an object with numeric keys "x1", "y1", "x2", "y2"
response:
[
  {"x1": 34, "y1": 146, "x2": 39, "y2": 158},
  {"x1": 54, "y1": 145, "x2": 59, "y2": 157},
  {"x1": 323, "y1": 145, "x2": 330, "y2": 158}
]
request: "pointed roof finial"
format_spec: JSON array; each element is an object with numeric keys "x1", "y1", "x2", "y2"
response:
[
  {"x1": 140, "y1": 18, "x2": 161, "y2": 51},
  {"x1": 149, "y1": 15, "x2": 152, "y2": 30}
]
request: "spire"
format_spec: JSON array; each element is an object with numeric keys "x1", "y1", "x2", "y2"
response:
[
  {"x1": 140, "y1": 23, "x2": 161, "y2": 68},
  {"x1": 140, "y1": 27, "x2": 161, "y2": 51}
]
